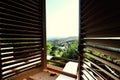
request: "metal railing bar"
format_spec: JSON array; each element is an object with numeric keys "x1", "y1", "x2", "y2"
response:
[
  {"x1": 83, "y1": 62, "x2": 105, "y2": 80},
  {"x1": 85, "y1": 59, "x2": 120, "y2": 80}
]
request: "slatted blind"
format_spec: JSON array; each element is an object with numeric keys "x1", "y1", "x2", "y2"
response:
[
  {"x1": 79, "y1": 0, "x2": 120, "y2": 80},
  {"x1": 0, "y1": 0, "x2": 46, "y2": 79}
]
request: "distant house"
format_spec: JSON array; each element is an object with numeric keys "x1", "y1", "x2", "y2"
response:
[{"x1": 59, "y1": 46, "x2": 66, "y2": 50}]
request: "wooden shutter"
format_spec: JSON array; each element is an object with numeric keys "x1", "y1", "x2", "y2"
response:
[
  {"x1": 0, "y1": 0, "x2": 46, "y2": 79},
  {"x1": 79, "y1": 0, "x2": 120, "y2": 80}
]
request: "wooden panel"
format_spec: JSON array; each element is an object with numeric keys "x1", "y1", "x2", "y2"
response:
[
  {"x1": 81, "y1": 0, "x2": 120, "y2": 37},
  {"x1": 85, "y1": 39, "x2": 120, "y2": 48},
  {"x1": 86, "y1": 46, "x2": 120, "y2": 59},
  {"x1": 0, "y1": 0, "x2": 45, "y2": 79},
  {"x1": 80, "y1": 0, "x2": 120, "y2": 80}
]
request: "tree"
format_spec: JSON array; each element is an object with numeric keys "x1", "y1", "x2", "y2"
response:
[
  {"x1": 62, "y1": 40, "x2": 78, "y2": 60},
  {"x1": 51, "y1": 46, "x2": 59, "y2": 51},
  {"x1": 46, "y1": 42, "x2": 52, "y2": 51},
  {"x1": 46, "y1": 42, "x2": 52, "y2": 55}
]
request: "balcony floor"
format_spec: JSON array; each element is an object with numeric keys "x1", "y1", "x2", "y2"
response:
[
  {"x1": 9, "y1": 67, "x2": 58, "y2": 80},
  {"x1": 29, "y1": 69, "x2": 58, "y2": 80}
]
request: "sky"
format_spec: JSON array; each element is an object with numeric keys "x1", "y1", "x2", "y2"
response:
[{"x1": 46, "y1": 0, "x2": 79, "y2": 39}]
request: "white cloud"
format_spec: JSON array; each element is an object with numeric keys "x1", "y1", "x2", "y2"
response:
[{"x1": 46, "y1": 0, "x2": 79, "y2": 38}]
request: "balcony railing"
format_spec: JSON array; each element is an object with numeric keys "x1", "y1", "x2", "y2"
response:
[{"x1": 47, "y1": 56, "x2": 78, "y2": 79}]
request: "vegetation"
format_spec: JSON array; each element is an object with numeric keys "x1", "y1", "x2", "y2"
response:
[
  {"x1": 46, "y1": 37, "x2": 78, "y2": 60},
  {"x1": 62, "y1": 40, "x2": 78, "y2": 60}
]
